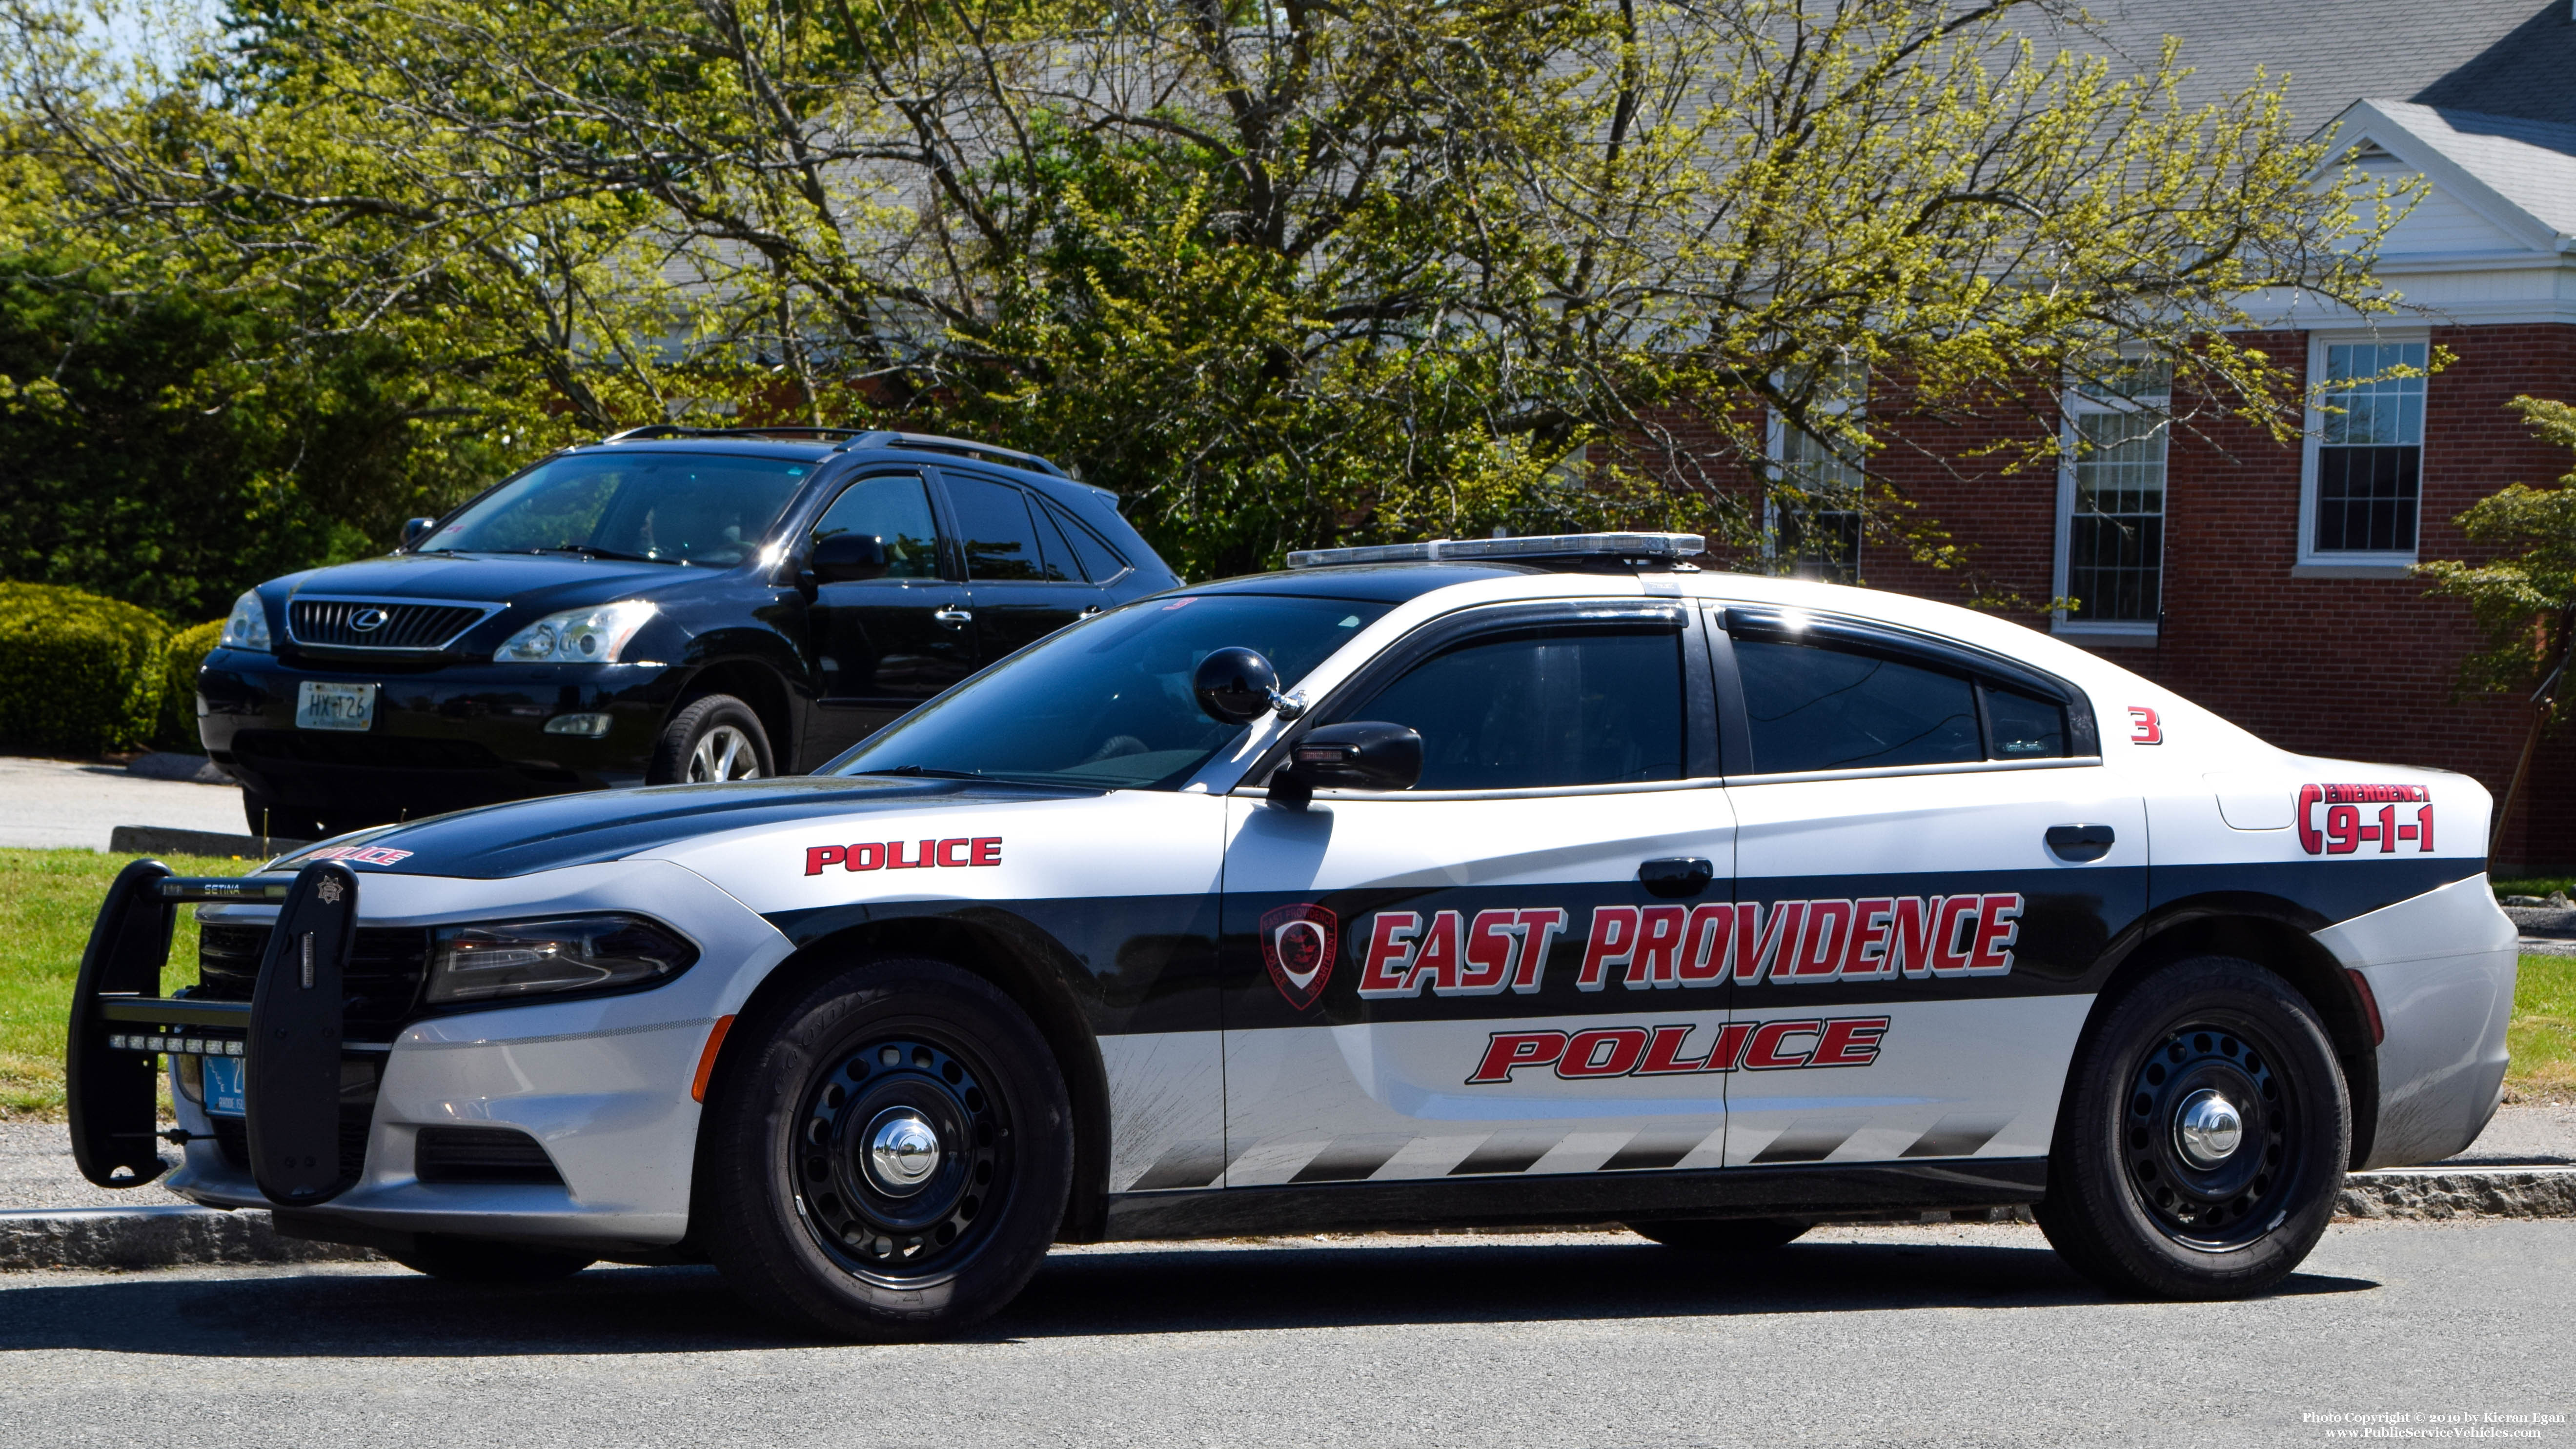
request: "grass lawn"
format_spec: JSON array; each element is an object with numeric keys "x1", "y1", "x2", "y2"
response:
[
  {"x1": 0, "y1": 847, "x2": 251, "y2": 1118},
  {"x1": 0, "y1": 847, "x2": 2571, "y2": 1117}
]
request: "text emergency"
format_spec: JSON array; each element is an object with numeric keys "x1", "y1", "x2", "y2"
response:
[
  {"x1": 1354, "y1": 894, "x2": 2024, "y2": 998},
  {"x1": 805, "y1": 838, "x2": 1004, "y2": 874},
  {"x1": 2298, "y1": 783, "x2": 2434, "y2": 856},
  {"x1": 1466, "y1": 1016, "x2": 1892, "y2": 1083}
]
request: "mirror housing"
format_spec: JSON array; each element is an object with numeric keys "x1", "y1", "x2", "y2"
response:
[
  {"x1": 400, "y1": 517, "x2": 437, "y2": 549},
  {"x1": 1193, "y1": 646, "x2": 1281, "y2": 725},
  {"x1": 1270, "y1": 721, "x2": 1422, "y2": 808},
  {"x1": 811, "y1": 533, "x2": 889, "y2": 584}
]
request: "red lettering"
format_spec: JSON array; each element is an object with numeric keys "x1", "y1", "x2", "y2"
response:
[
  {"x1": 1678, "y1": 904, "x2": 1732, "y2": 985},
  {"x1": 1635, "y1": 1024, "x2": 1710, "y2": 1074},
  {"x1": 1510, "y1": 908, "x2": 1569, "y2": 993},
  {"x1": 848, "y1": 842, "x2": 885, "y2": 871},
  {"x1": 1355, "y1": 913, "x2": 1421, "y2": 997},
  {"x1": 1840, "y1": 898, "x2": 1894, "y2": 981},
  {"x1": 1930, "y1": 896, "x2": 1980, "y2": 974},
  {"x1": 1969, "y1": 894, "x2": 2022, "y2": 975},
  {"x1": 1700, "y1": 1022, "x2": 1752, "y2": 1072},
  {"x1": 1886, "y1": 897, "x2": 1935, "y2": 979},
  {"x1": 1557, "y1": 1027, "x2": 1650, "y2": 1078},
  {"x1": 1459, "y1": 909, "x2": 1520, "y2": 994},
  {"x1": 1403, "y1": 910, "x2": 1464, "y2": 995},
  {"x1": 805, "y1": 845, "x2": 844, "y2": 876},
  {"x1": 1578, "y1": 906, "x2": 1641, "y2": 992},
  {"x1": 2297, "y1": 783, "x2": 2324, "y2": 855},
  {"x1": 937, "y1": 838, "x2": 973, "y2": 867},
  {"x1": 1743, "y1": 1019, "x2": 1823, "y2": 1070},
  {"x1": 1788, "y1": 898, "x2": 1853, "y2": 979},
  {"x1": 1732, "y1": 900, "x2": 1804, "y2": 985},
  {"x1": 887, "y1": 840, "x2": 926, "y2": 869},
  {"x1": 1467, "y1": 1031, "x2": 1567, "y2": 1084},
  {"x1": 2325, "y1": 804, "x2": 2361, "y2": 854},
  {"x1": 971, "y1": 837, "x2": 1002, "y2": 866},
  {"x1": 1624, "y1": 905, "x2": 1689, "y2": 988},
  {"x1": 1811, "y1": 1016, "x2": 1890, "y2": 1067},
  {"x1": 2417, "y1": 804, "x2": 2434, "y2": 851}
]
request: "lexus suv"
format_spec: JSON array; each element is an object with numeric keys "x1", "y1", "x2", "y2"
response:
[{"x1": 198, "y1": 427, "x2": 1181, "y2": 838}]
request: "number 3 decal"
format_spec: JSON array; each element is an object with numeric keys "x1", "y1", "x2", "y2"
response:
[{"x1": 2128, "y1": 706, "x2": 2162, "y2": 745}]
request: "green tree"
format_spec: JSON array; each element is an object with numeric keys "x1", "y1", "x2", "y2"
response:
[{"x1": 2416, "y1": 397, "x2": 2576, "y2": 855}]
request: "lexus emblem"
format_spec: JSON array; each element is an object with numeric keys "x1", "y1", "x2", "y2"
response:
[
  {"x1": 1259, "y1": 903, "x2": 1338, "y2": 1010},
  {"x1": 349, "y1": 607, "x2": 390, "y2": 632}
]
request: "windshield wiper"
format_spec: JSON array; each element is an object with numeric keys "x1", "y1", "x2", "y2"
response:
[
  {"x1": 531, "y1": 544, "x2": 681, "y2": 564},
  {"x1": 853, "y1": 765, "x2": 984, "y2": 780}
]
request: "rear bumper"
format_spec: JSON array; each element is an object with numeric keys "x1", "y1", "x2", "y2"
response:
[
  {"x1": 2310, "y1": 873, "x2": 2519, "y2": 1169},
  {"x1": 197, "y1": 647, "x2": 679, "y2": 817}
]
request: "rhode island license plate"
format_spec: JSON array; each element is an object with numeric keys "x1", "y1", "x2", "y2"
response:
[
  {"x1": 202, "y1": 1054, "x2": 246, "y2": 1116},
  {"x1": 295, "y1": 680, "x2": 376, "y2": 731}
]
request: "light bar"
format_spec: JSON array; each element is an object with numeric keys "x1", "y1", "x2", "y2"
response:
[{"x1": 1284, "y1": 532, "x2": 1705, "y2": 569}]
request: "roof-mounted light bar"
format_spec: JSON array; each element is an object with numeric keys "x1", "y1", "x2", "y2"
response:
[{"x1": 1284, "y1": 532, "x2": 1706, "y2": 569}]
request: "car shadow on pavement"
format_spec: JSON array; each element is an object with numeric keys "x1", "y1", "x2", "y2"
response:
[{"x1": 0, "y1": 1236, "x2": 2377, "y2": 1357}]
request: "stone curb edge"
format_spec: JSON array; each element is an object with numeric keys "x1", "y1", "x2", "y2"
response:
[{"x1": 4, "y1": 1167, "x2": 2569, "y2": 1271}]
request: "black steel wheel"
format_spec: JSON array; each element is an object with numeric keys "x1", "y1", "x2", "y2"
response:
[
  {"x1": 2036, "y1": 955, "x2": 2348, "y2": 1299},
  {"x1": 1626, "y1": 1217, "x2": 1811, "y2": 1252},
  {"x1": 702, "y1": 956, "x2": 1072, "y2": 1341}
]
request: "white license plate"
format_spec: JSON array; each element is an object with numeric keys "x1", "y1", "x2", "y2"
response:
[
  {"x1": 203, "y1": 1054, "x2": 246, "y2": 1116},
  {"x1": 296, "y1": 680, "x2": 376, "y2": 731}
]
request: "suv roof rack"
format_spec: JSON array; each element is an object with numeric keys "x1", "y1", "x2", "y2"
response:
[
  {"x1": 594, "y1": 424, "x2": 1069, "y2": 478},
  {"x1": 1284, "y1": 532, "x2": 1705, "y2": 571}
]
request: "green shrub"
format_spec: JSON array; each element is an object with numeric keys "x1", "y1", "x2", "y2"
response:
[
  {"x1": 155, "y1": 619, "x2": 226, "y2": 750},
  {"x1": 0, "y1": 583, "x2": 171, "y2": 755}
]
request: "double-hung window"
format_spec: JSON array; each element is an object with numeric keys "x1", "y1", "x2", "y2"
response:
[
  {"x1": 2301, "y1": 337, "x2": 2428, "y2": 569},
  {"x1": 1765, "y1": 363, "x2": 1867, "y2": 584},
  {"x1": 2054, "y1": 357, "x2": 2171, "y2": 639}
]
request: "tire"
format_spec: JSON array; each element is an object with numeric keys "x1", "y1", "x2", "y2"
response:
[
  {"x1": 2035, "y1": 955, "x2": 2350, "y2": 1300},
  {"x1": 701, "y1": 957, "x2": 1074, "y2": 1341},
  {"x1": 385, "y1": 1234, "x2": 595, "y2": 1284},
  {"x1": 649, "y1": 693, "x2": 772, "y2": 785},
  {"x1": 1627, "y1": 1217, "x2": 1812, "y2": 1252}
]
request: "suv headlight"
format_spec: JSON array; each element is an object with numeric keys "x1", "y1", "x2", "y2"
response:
[
  {"x1": 425, "y1": 915, "x2": 698, "y2": 1005},
  {"x1": 221, "y1": 590, "x2": 272, "y2": 652},
  {"x1": 492, "y1": 600, "x2": 656, "y2": 664}
]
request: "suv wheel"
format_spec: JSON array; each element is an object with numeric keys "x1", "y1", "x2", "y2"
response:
[
  {"x1": 650, "y1": 693, "x2": 772, "y2": 784},
  {"x1": 2035, "y1": 955, "x2": 2349, "y2": 1299},
  {"x1": 701, "y1": 957, "x2": 1073, "y2": 1341}
]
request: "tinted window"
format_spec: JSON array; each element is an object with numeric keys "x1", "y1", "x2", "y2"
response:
[
  {"x1": 1342, "y1": 625, "x2": 1684, "y2": 790},
  {"x1": 948, "y1": 476, "x2": 1052, "y2": 581},
  {"x1": 422, "y1": 452, "x2": 809, "y2": 567},
  {"x1": 837, "y1": 594, "x2": 1388, "y2": 788},
  {"x1": 1735, "y1": 637, "x2": 1978, "y2": 772},
  {"x1": 1985, "y1": 684, "x2": 2068, "y2": 759},
  {"x1": 1045, "y1": 500, "x2": 1130, "y2": 582},
  {"x1": 811, "y1": 474, "x2": 942, "y2": 580}
]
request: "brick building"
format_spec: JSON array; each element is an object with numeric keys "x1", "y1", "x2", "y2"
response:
[{"x1": 1789, "y1": 1, "x2": 2576, "y2": 869}]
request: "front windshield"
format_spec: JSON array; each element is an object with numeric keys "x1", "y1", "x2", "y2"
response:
[
  {"x1": 837, "y1": 593, "x2": 1392, "y2": 789},
  {"x1": 420, "y1": 451, "x2": 813, "y2": 567}
]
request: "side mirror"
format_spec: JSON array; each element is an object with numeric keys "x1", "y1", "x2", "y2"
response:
[
  {"x1": 1193, "y1": 646, "x2": 1281, "y2": 724},
  {"x1": 400, "y1": 517, "x2": 437, "y2": 549},
  {"x1": 1271, "y1": 721, "x2": 1422, "y2": 807},
  {"x1": 811, "y1": 533, "x2": 889, "y2": 584}
]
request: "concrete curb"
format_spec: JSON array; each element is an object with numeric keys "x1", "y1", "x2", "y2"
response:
[
  {"x1": 105, "y1": 825, "x2": 311, "y2": 860},
  {"x1": 0, "y1": 1206, "x2": 375, "y2": 1271},
  {"x1": 2337, "y1": 1166, "x2": 2576, "y2": 1221}
]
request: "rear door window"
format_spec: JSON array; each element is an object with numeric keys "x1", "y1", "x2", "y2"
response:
[
  {"x1": 1733, "y1": 637, "x2": 1980, "y2": 773},
  {"x1": 947, "y1": 476, "x2": 1053, "y2": 581}
]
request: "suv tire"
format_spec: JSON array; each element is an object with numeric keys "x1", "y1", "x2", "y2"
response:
[
  {"x1": 701, "y1": 957, "x2": 1073, "y2": 1341},
  {"x1": 2035, "y1": 955, "x2": 2349, "y2": 1299},
  {"x1": 649, "y1": 693, "x2": 772, "y2": 785}
]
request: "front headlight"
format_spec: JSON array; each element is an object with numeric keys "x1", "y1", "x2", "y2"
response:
[
  {"x1": 492, "y1": 600, "x2": 657, "y2": 664},
  {"x1": 425, "y1": 915, "x2": 698, "y2": 1005},
  {"x1": 221, "y1": 590, "x2": 272, "y2": 652}
]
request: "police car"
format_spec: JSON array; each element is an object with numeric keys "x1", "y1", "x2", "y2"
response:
[{"x1": 67, "y1": 533, "x2": 2516, "y2": 1338}]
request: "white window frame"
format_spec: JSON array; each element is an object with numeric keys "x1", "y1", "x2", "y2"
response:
[
  {"x1": 2052, "y1": 358, "x2": 2171, "y2": 643},
  {"x1": 1763, "y1": 368, "x2": 1867, "y2": 584},
  {"x1": 2297, "y1": 330, "x2": 2431, "y2": 576}
]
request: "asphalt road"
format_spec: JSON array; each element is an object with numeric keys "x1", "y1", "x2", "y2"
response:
[
  {"x1": 0, "y1": 756, "x2": 243, "y2": 851},
  {"x1": 0, "y1": 1220, "x2": 2567, "y2": 1448}
]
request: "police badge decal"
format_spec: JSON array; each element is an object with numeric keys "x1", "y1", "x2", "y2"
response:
[{"x1": 1260, "y1": 903, "x2": 1338, "y2": 1009}]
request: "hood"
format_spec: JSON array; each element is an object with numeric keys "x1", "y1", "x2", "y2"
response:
[
  {"x1": 273, "y1": 775, "x2": 1095, "y2": 880},
  {"x1": 281, "y1": 551, "x2": 702, "y2": 613}
]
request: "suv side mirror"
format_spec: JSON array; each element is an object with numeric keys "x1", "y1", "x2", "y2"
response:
[
  {"x1": 401, "y1": 517, "x2": 437, "y2": 549},
  {"x1": 1193, "y1": 646, "x2": 1281, "y2": 724},
  {"x1": 1270, "y1": 721, "x2": 1422, "y2": 808},
  {"x1": 811, "y1": 533, "x2": 889, "y2": 584}
]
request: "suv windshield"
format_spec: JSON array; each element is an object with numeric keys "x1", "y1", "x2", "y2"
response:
[
  {"x1": 836, "y1": 593, "x2": 1391, "y2": 789},
  {"x1": 420, "y1": 451, "x2": 813, "y2": 567}
]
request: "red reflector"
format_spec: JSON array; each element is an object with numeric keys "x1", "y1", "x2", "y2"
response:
[
  {"x1": 691, "y1": 1015, "x2": 737, "y2": 1103},
  {"x1": 2345, "y1": 969, "x2": 2386, "y2": 1046}
]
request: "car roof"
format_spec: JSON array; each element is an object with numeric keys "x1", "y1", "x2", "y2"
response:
[{"x1": 1183, "y1": 561, "x2": 1550, "y2": 604}]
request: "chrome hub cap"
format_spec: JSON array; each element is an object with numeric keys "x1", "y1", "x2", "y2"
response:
[
  {"x1": 2174, "y1": 1088, "x2": 2245, "y2": 1168},
  {"x1": 866, "y1": 1108, "x2": 942, "y2": 1195}
]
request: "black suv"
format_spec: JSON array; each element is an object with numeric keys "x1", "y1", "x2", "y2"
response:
[{"x1": 198, "y1": 427, "x2": 1181, "y2": 838}]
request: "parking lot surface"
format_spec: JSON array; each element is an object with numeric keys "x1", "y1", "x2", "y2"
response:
[
  {"x1": 0, "y1": 756, "x2": 242, "y2": 851},
  {"x1": 0, "y1": 1220, "x2": 2566, "y2": 1448}
]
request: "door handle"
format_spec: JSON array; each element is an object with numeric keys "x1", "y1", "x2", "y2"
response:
[
  {"x1": 2046, "y1": 824, "x2": 2115, "y2": 862},
  {"x1": 933, "y1": 606, "x2": 973, "y2": 628},
  {"x1": 1639, "y1": 857, "x2": 1714, "y2": 898}
]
